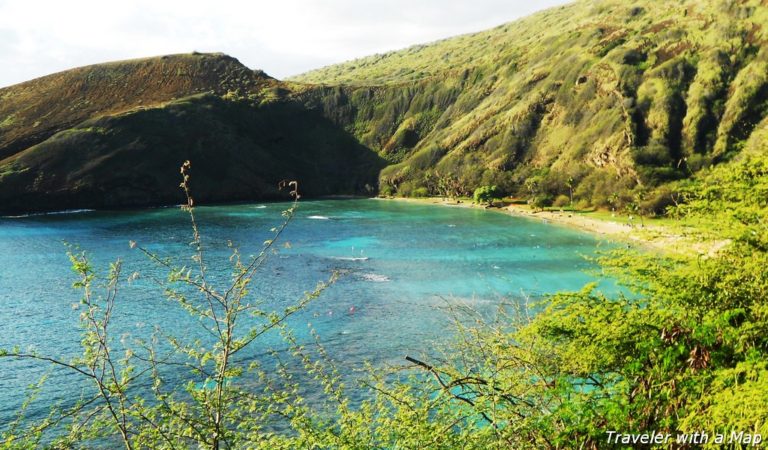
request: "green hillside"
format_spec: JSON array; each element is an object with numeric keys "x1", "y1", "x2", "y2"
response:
[
  {"x1": 0, "y1": 53, "x2": 273, "y2": 161},
  {"x1": 0, "y1": 54, "x2": 383, "y2": 214},
  {"x1": 293, "y1": 0, "x2": 768, "y2": 212},
  {"x1": 2, "y1": 0, "x2": 768, "y2": 215}
]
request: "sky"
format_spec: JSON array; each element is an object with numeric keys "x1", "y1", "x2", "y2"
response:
[{"x1": 0, "y1": 0, "x2": 571, "y2": 88}]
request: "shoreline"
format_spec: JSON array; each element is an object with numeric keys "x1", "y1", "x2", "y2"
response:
[{"x1": 375, "y1": 197, "x2": 726, "y2": 257}]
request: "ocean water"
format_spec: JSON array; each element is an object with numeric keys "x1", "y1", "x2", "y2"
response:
[{"x1": 0, "y1": 199, "x2": 611, "y2": 428}]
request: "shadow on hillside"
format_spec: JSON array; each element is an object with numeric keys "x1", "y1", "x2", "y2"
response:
[{"x1": 0, "y1": 95, "x2": 387, "y2": 215}]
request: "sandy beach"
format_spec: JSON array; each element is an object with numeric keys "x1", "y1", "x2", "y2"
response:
[{"x1": 376, "y1": 197, "x2": 727, "y2": 257}]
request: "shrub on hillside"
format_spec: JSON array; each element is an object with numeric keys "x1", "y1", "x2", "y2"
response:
[
  {"x1": 530, "y1": 193, "x2": 554, "y2": 209},
  {"x1": 412, "y1": 187, "x2": 429, "y2": 198},
  {"x1": 473, "y1": 185, "x2": 500, "y2": 205},
  {"x1": 553, "y1": 194, "x2": 571, "y2": 208}
]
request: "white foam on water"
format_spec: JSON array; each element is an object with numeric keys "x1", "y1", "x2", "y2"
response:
[
  {"x1": 3, "y1": 208, "x2": 96, "y2": 218},
  {"x1": 360, "y1": 273, "x2": 390, "y2": 282},
  {"x1": 308, "y1": 215, "x2": 330, "y2": 220}
]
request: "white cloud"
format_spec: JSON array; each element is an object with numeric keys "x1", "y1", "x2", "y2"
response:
[{"x1": 0, "y1": 0, "x2": 571, "y2": 87}]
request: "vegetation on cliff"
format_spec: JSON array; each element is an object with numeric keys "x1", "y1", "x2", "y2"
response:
[
  {"x1": 3, "y1": 1, "x2": 768, "y2": 215},
  {"x1": 294, "y1": 0, "x2": 768, "y2": 215},
  {"x1": 0, "y1": 54, "x2": 383, "y2": 214}
]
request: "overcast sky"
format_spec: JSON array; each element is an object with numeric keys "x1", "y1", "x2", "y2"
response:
[{"x1": 0, "y1": 0, "x2": 571, "y2": 88}]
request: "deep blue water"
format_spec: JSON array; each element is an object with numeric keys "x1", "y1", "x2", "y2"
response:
[{"x1": 0, "y1": 199, "x2": 611, "y2": 428}]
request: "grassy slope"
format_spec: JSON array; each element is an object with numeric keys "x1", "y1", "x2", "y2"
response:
[
  {"x1": 292, "y1": 0, "x2": 768, "y2": 212},
  {"x1": 0, "y1": 54, "x2": 384, "y2": 214},
  {"x1": 2, "y1": 0, "x2": 768, "y2": 214},
  {"x1": 0, "y1": 53, "x2": 273, "y2": 162}
]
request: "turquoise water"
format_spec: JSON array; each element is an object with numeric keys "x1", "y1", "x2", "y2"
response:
[{"x1": 0, "y1": 199, "x2": 609, "y2": 427}]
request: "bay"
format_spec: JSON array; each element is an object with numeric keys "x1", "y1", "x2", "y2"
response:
[{"x1": 0, "y1": 199, "x2": 610, "y2": 427}]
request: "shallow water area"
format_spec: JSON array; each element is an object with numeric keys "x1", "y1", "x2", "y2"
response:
[{"x1": 0, "y1": 199, "x2": 611, "y2": 426}]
